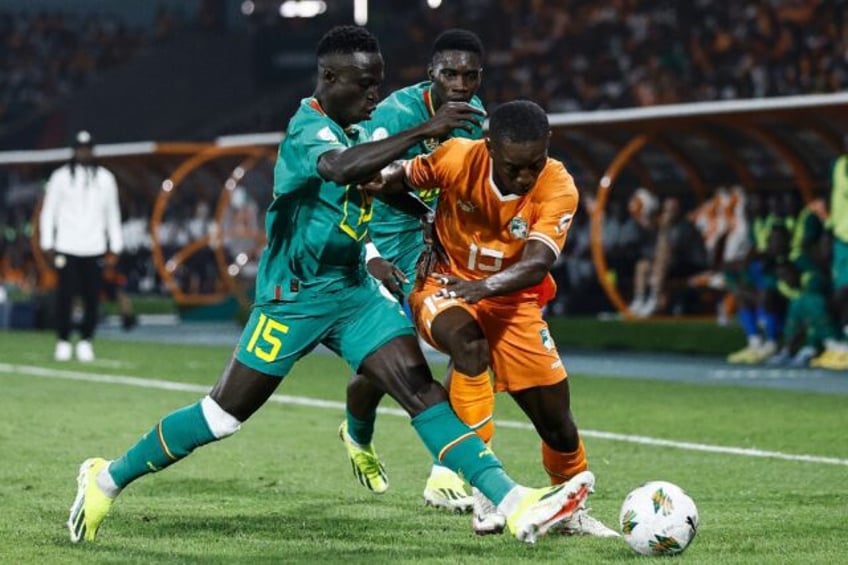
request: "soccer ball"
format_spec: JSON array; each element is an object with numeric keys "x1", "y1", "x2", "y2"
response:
[{"x1": 619, "y1": 481, "x2": 699, "y2": 556}]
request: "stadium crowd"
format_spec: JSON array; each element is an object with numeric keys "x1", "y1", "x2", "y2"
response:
[
  {"x1": 0, "y1": 10, "x2": 147, "y2": 133},
  {"x1": 2, "y1": 1, "x2": 845, "y2": 138},
  {"x1": 375, "y1": 0, "x2": 846, "y2": 112}
]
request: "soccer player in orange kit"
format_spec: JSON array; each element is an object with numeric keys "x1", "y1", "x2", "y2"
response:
[{"x1": 367, "y1": 100, "x2": 619, "y2": 538}]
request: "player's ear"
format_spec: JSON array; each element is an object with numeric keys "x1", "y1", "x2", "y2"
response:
[
  {"x1": 484, "y1": 137, "x2": 492, "y2": 155},
  {"x1": 426, "y1": 64, "x2": 435, "y2": 82}
]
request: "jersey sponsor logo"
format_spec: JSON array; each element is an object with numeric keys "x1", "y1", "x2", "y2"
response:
[
  {"x1": 478, "y1": 446, "x2": 495, "y2": 459},
  {"x1": 457, "y1": 199, "x2": 477, "y2": 213},
  {"x1": 556, "y1": 213, "x2": 574, "y2": 235},
  {"x1": 509, "y1": 216, "x2": 529, "y2": 239},
  {"x1": 540, "y1": 328, "x2": 554, "y2": 351},
  {"x1": 317, "y1": 126, "x2": 340, "y2": 143},
  {"x1": 371, "y1": 126, "x2": 389, "y2": 141}
]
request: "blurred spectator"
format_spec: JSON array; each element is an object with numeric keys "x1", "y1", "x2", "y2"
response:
[
  {"x1": 725, "y1": 193, "x2": 787, "y2": 364},
  {"x1": 631, "y1": 196, "x2": 708, "y2": 317},
  {"x1": 767, "y1": 199, "x2": 835, "y2": 366},
  {"x1": 101, "y1": 251, "x2": 137, "y2": 331},
  {"x1": 625, "y1": 187, "x2": 660, "y2": 313}
]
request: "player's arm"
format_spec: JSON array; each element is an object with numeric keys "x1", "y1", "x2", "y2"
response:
[
  {"x1": 437, "y1": 241, "x2": 556, "y2": 304},
  {"x1": 317, "y1": 102, "x2": 483, "y2": 186}
]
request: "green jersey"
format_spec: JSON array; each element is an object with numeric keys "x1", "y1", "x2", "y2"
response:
[
  {"x1": 254, "y1": 98, "x2": 373, "y2": 304},
  {"x1": 366, "y1": 82, "x2": 484, "y2": 240}
]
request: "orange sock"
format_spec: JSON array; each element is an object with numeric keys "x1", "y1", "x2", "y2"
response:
[
  {"x1": 448, "y1": 369, "x2": 494, "y2": 443},
  {"x1": 541, "y1": 439, "x2": 587, "y2": 485}
]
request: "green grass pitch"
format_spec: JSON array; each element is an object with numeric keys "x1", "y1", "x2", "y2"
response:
[{"x1": 1, "y1": 331, "x2": 846, "y2": 563}]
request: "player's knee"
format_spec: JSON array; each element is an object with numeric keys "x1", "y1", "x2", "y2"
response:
[
  {"x1": 452, "y1": 338, "x2": 489, "y2": 375},
  {"x1": 201, "y1": 395, "x2": 242, "y2": 439}
]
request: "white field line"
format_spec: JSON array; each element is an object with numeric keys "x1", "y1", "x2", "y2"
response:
[{"x1": 3, "y1": 362, "x2": 847, "y2": 467}]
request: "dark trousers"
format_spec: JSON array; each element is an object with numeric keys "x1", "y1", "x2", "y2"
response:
[{"x1": 55, "y1": 254, "x2": 103, "y2": 341}]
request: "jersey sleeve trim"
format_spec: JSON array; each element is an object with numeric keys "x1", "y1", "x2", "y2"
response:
[{"x1": 528, "y1": 231, "x2": 562, "y2": 256}]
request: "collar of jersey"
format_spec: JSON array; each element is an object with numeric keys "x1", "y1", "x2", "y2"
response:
[
  {"x1": 423, "y1": 86, "x2": 436, "y2": 118},
  {"x1": 488, "y1": 160, "x2": 520, "y2": 201},
  {"x1": 309, "y1": 98, "x2": 359, "y2": 137}
]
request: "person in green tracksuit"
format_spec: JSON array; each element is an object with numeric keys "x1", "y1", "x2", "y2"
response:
[
  {"x1": 340, "y1": 29, "x2": 487, "y2": 516},
  {"x1": 810, "y1": 148, "x2": 848, "y2": 369},
  {"x1": 767, "y1": 217, "x2": 837, "y2": 367}
]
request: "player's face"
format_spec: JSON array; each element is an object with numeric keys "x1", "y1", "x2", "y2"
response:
[
  {"x1": 487, "y1": 136, "x2": 549, "y2": 196},
  {"x1": 428, "y1": 51, "x2": 483, "y2": 104},
  {"x1": 320, "y1": 52, "x2": 384, "y2": 126}
]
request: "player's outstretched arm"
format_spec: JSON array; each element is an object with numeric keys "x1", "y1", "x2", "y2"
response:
[{"x1": 318, "y1": 102, "x2": 484, "y2": 186}]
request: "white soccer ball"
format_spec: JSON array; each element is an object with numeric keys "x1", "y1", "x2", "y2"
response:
[{"x1": 619, "y1": 480, "x2": 699, "y2": 556}]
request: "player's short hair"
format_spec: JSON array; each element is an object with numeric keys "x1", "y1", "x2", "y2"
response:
[
  {"x1": 489, "y1": 100, "x2": 549, "y2": 143},
  {"x1": 432, "y1": 28, "x2": 484, "y2": 59},
  {"x1": 316, "y1": 25, "x2": 380, "y2": 58}
]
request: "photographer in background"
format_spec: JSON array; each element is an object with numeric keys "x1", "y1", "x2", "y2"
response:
[{"x1": 39, "y1": 130, "x2": 123, "y2": 362}]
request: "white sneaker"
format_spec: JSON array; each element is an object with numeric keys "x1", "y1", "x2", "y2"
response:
[
  {"x1": 789, "y1": 346, "x2": 817, "y2": 368},
  {"x1": 423, "y1": 465, "x2": 473, "y2": 513},
  {"x1": 471, "y1": 487, "x2": 506, "y2": 535},
  {"x1": 746, "y1": 341, "x2": 777, "y2": 364},
  {"x1": 628, "y1": 296, "x2": 645, "y2": 315},
  {"x1": 637, "y1": 295, "x2": 658, "y2": 317},
  {"x1": 554, "y1": 507, "x2": 621, "y2": 537},
  {"x1": 55, "y1": 340, "x2": 72, "y2": 361},
  {"x1": 75, "y1": 340, "x2": 95, "y2": 362}
]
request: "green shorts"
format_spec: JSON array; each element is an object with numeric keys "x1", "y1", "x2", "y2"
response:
[
  {"x1": 833, "y1": 238, "x2": 848, "y2": 289},
  {"x1": 235, "y1": 278, "x2": 415, "y2": 378}
]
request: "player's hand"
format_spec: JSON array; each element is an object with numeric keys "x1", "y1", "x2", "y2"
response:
[
  {"x1": 419, "y1": 102, "x2": 485, "y2": 138},
  {"x1": 357, "y1": 173, "x2": 385, "y2": 193},
  {"x1": 434, "y1": 274, "x2": 491, "y2": 304},
  {"x1": 416, "y1": 218, "x2": 448, "y2": 281},
  {"x1": 367, "y1": 257, "x2": 407, "y2": 300}
]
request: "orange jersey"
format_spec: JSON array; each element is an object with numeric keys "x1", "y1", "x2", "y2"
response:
[{"x1": 404, "y1": 138, "x2": 579, "y2": 304}]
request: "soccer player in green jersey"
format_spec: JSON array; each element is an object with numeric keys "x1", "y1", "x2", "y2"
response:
[
  {"x1": 339, "y1": 29, "x2": 485, "y2": 515},
  {"x1": 66, "y1": 26, "x2": 594, "y2": 546}
]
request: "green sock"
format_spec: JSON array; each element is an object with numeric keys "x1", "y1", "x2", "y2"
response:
[
  {"x1": 108, "y1": 400, "x2": 217, "y2": 488},
  {"x1": 412, "y1": 401, "x2": 516, "y2": 505},
  {"x1": 345, "y1": 408, "x2": 376, "y2": 446}
]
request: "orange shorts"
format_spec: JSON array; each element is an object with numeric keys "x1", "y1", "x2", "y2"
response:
[{"x1": 409, "y1": 276, "x2": 567, "y2": 393}]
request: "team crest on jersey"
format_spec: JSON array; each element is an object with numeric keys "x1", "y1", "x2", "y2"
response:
[
  {"x1": 539, "y1": 328, "x2": 554, "y2": 351},
  {"x1": 317, "y1": 126, "x2": 340, "y2": 143},
  {"x1": 509, "y1": 217, "x2": 529, "y2": 239},
  {"x1": 556, "y1": 213, "x2": 574, "y2": 235},
  {"x1": 423, "y1": 137, "x2": 440, "y2": 152}
]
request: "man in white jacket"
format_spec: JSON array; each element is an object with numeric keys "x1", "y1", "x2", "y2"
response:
[{"x1": 40, "y1": 130, "x2": 123, "y2": 361}]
